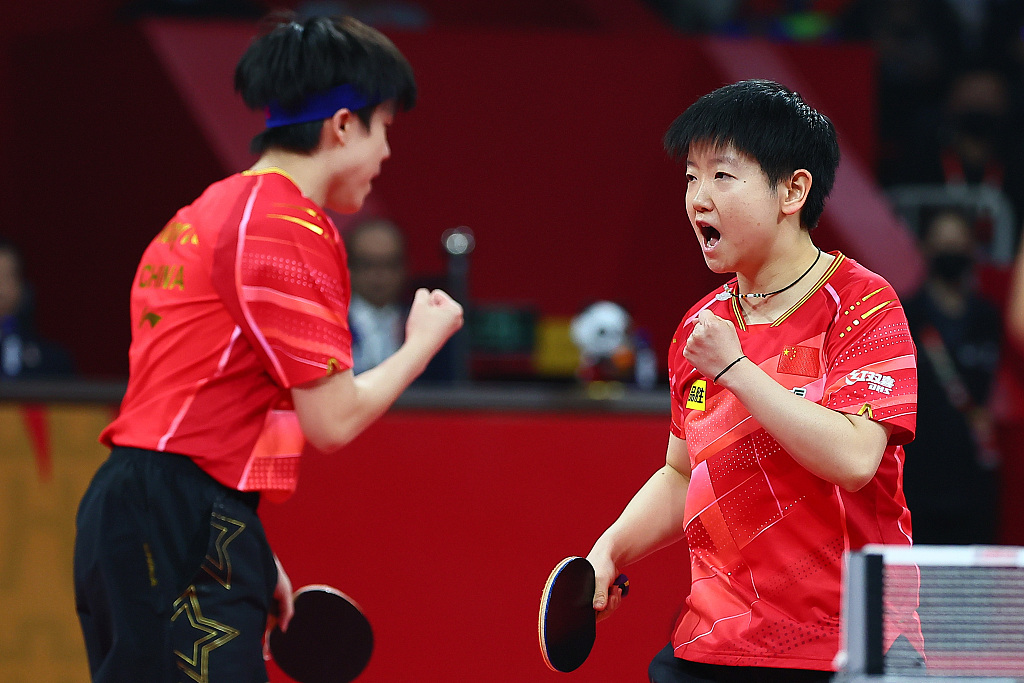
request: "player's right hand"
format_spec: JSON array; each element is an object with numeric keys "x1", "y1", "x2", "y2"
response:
[
  {"x1": 587, "y1": 552, "x2": 624, "y2": 623},
  {"x1": 405, "y1": 287, "x2": 463, "y2": 355}
]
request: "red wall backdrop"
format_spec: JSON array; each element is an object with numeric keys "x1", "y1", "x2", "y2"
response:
[
  {"x1": 258, "y1": 410, "x2": 690, "y2": 683},
  {"x1": 0, "y1": 14, "x2": 888, "y2": 380}
]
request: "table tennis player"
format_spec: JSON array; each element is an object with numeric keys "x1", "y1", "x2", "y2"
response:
[
  {"x1": 73, "y1": 14, "x2": 462, "y2": 682},
  {"x1": 584, "y1": 80, "x2": 923, "y2": 682}
]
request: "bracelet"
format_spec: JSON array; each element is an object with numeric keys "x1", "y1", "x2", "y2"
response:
[{"x1": 714, "y1": 355, "x2": 746, "y2": 383}]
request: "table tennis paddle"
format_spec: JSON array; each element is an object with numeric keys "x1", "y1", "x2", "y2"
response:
[
  {"x1": 268, "y1": 584, "x2": 373, "y2": 683},
  {"x1": 538, "y1": 556, "x2": 629, "y2": 673}
]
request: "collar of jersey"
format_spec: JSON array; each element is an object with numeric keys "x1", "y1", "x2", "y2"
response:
[
  {"x1": 729, "y1": 251, "x2": 846, "y2": 331},
  {"x1": 242, "y1": 166, "x2": 299, "y2": 187}
]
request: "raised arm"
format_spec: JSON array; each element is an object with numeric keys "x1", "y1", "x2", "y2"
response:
[
  {"x1": 586, "y1": 434, "x2": 691, "y2": 617},
  {"x1": 291, "y1": 288, "x2": 462, "y2": 452}
]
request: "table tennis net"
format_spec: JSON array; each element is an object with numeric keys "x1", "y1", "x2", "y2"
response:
[{"x1": 840, "y1": 545, "x2": 1024, "y2": 680}]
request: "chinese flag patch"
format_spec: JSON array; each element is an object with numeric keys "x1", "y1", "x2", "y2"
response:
[{"x1": 778, "y1": 345, "x2": 820, "y2": 377}]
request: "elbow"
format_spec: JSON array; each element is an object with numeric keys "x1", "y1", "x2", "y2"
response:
[
  {"x1": 835, "y1": 456, "x2": 881, "y2": 492},
  {"x1": 838, "y1": 472, "x2": 873, "y2": 493},
  {"x1": 302, "y1": 422, "x2": 359, "y2": 453}
]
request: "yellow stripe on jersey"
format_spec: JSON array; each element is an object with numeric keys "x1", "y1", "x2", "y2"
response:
[
  {"x1": 861, "y1": 300, "x2": 894, "y2": 319},
  {"x1": 273, "y1": 203, "x2": 323, "y2": 220},
  {"x1": 861, "y1": 286, "x2": 887, "y2": 302},
  {"x1": 267, "y1": 213, "x2": 325, "y2": 236}
]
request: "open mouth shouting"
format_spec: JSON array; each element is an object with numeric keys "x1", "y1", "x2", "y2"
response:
[{"x1": 696, "y1": 218, "x2": 721, "y2": 250}]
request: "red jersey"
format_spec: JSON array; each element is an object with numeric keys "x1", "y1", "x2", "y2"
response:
[
  {"x1": 101, "y1": 169, "x2": 353, "y2": 501},
  {"x1": 668, "y1": 253, "x2": 922, "y2": 670}
]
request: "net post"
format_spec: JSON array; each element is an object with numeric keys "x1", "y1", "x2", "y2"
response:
[{"x1": 842, "y1": 549, "x2": 885, "y2": 675}]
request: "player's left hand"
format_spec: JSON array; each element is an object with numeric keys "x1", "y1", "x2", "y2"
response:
[
  {"x1": 683, "y1": 309, "x2": 744, "y2": 381},
  {"x1": 272, "y1": 554, "x2": 294, "y2": 632}
]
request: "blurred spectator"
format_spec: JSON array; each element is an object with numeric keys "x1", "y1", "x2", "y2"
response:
[
  {"x1": 888, "y1": 67, "x2": 1024, "y2": 244},
  {"x1": 834, "y1": 0, "x2": 966, "y2": 188},
  {"x1": 345, "y1": 218, "x2": 407, "y2": 374},
  {"x1": 902, "y1": 208, "x2": 1001, "y2": 544},
  {"x1": 992, "y1": 1, "x2": 1024, "y2": 77},
  {"x1": 947, "y1": 0, "x2": 1024, "y2": 68},
  {"x1": 0, "y1": 238, "x2": 75, "y2": 379}
]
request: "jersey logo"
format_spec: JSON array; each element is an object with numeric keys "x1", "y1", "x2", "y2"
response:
[
  {"x1": 686, "y1": 379, "x2": 707, "y2": 411},
  {"x1": 156, "y1": 220, "x2": 198, "y2": 251},
  {"x1": 139, "y1": 307, "x2": 162, "y2": 329},
  {"x1": 778, "y1": 345, "x2": 819, "y2": 377},
  {"x1": 138, "y1": 263, "x2": 185, "y2": 291},
  {"x1": 845, "y1": 369, "x2": 894, "y2": 395},
  {"x1": 791, "y1": 387, "x2": 807, "y2": 398}
]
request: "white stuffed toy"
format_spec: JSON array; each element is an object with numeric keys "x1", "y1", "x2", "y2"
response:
[{"x1": 569, "y1": 301, "x2": 635, "y2": 383}]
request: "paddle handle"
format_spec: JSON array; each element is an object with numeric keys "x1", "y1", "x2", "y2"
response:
[{"x1": 612, "y1": 573, "x2": 629, "y2": 598}]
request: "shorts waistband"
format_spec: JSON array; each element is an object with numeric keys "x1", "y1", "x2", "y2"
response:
[{"x1": 109, "y1": 446, "x2": 261, "y2": 511}]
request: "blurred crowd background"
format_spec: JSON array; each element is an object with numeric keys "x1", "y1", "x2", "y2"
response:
[{"x1": 4, "y1": 0, "x2": 1024, "y2": 546}]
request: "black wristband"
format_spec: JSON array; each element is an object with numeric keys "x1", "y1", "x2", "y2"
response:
[{"x1": 714, "y1": 355, "x2": 746, "y2": 383}]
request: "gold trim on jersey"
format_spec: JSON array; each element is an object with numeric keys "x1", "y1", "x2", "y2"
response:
[
  {"x1": 861, "y1": 299, "x2": 894, "y2": 319},
  {"x1": 731, "y1": 295, "x2": 746, "y2": 332},
  {"x1": 729, "y1": 253, "x2": 846, "y2": 330},
  {"x1": 770, "y1": 253, "x2": 845, "y2": 327},
  {"x1": 267, "y1": 213, "x2": 325, "y2": 236},
  {"x1": 242, "y1": 166, "x2": 297, "y2": 185},
  {"x1": 274, "y1": 202, "x2": 323, "y2": 220}
]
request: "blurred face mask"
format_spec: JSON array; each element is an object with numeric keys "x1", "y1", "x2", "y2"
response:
[
  {"x1": 929, "y1": 251, "x2": 973, "y2": 284},
  {"x1": 954, "y1": 110, "x2": 1007, "y2": 143}
]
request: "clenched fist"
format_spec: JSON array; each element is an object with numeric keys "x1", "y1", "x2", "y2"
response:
[
  {"x1": 683, "y1": 309, "x2": 744, "y2": 381},
  {"x1": 405, "y1": 288, "x2": 464, "y2": 356}
]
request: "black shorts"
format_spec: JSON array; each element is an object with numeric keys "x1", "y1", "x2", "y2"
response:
[
  {"x1": 74, "y1": 446, "x2": 278, "y2": 683},
  {"x1": 648, "y1": 643, "x2": 834, "y2": 683}
]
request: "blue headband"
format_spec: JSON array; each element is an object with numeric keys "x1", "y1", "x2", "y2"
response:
[{"x1": 265, "y1": 83, "x2": 375, "y2": 129}]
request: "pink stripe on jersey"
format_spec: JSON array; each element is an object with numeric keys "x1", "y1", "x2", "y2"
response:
[{"x1": 234, "y1": 176, "x2": 289, "y2": 385}]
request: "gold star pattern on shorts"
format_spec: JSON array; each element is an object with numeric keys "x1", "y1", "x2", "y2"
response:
[
  {"x1": 172, "y1": 586, "x2": 240, "y2": 683},
  {"x1": 202, "y1": 513, "x2": 245, "y2": 589}
]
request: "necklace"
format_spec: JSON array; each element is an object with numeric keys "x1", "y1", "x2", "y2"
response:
[{"x1": 715, "y1": 248, "x2": 822, "y2": 301}]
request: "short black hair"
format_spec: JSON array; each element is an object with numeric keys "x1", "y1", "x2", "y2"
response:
[
  {"x1": 664, "y1": 79, "x2": 840, "y2": 230},
  {"x1": 235, "y1": 13, "x2": 417, "y2": 155}
]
